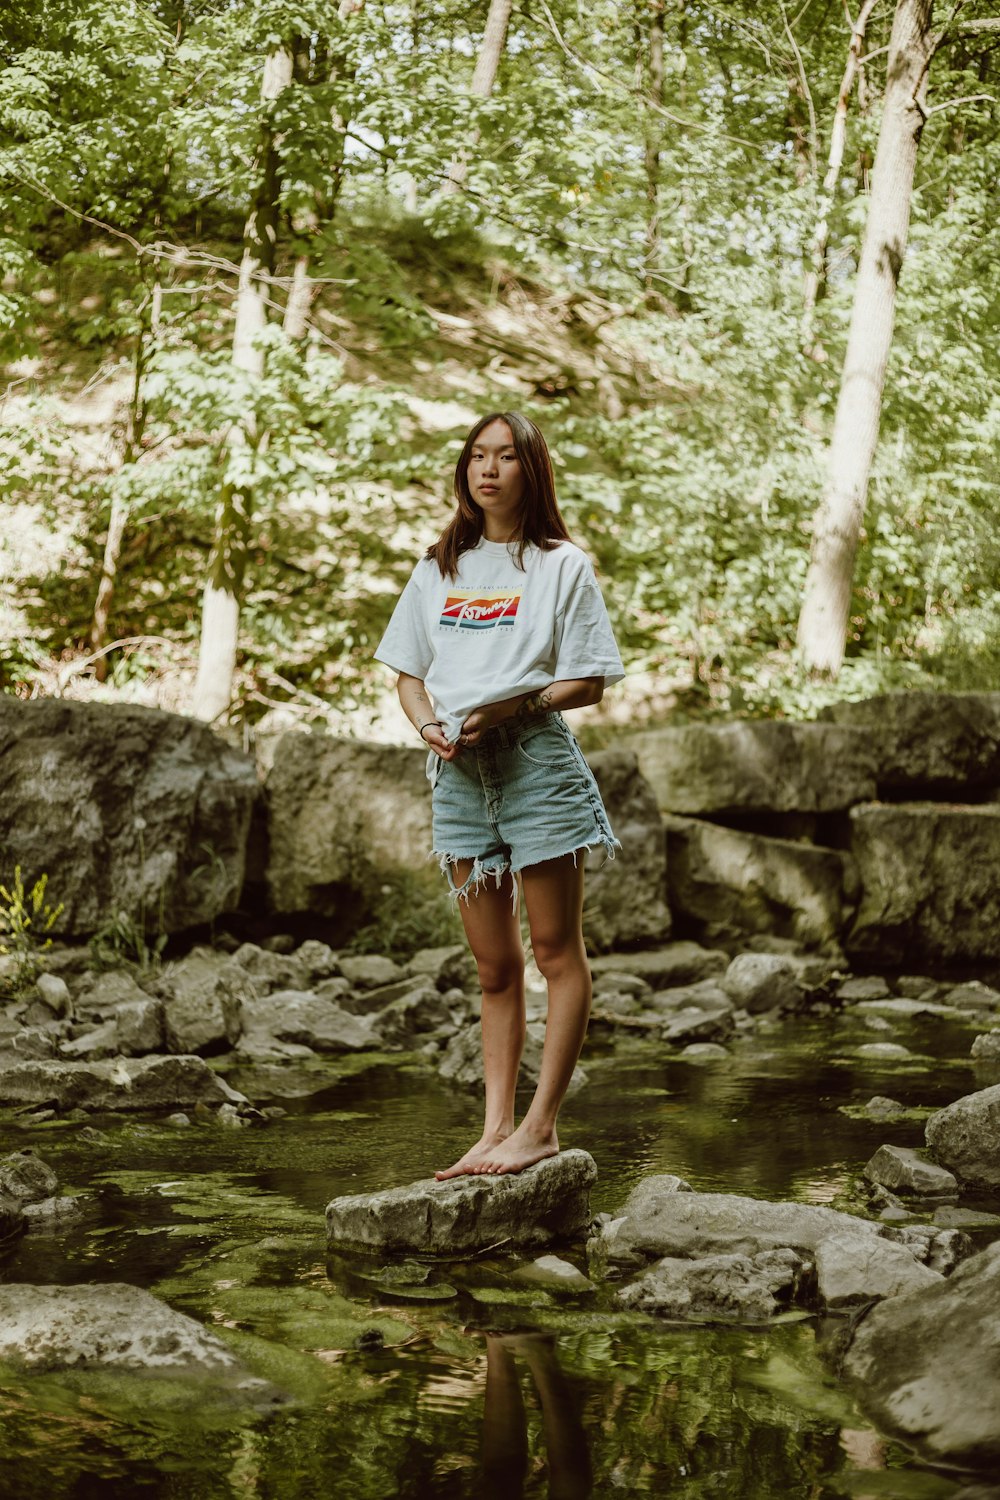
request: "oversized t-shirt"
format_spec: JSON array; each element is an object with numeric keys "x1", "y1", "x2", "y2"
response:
[{"x1": 375, "y1": 537, "x2": 625, "y2": 752}]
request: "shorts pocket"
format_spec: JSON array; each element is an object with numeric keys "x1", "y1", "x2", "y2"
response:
[{"x1": 516, "y1": 726, "x2": 579, "y2": 769}]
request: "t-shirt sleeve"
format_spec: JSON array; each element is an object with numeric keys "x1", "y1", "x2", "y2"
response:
[
  {"x1": 551, "y1": 562, "x2": 625, "y2": 687},
  {"x1": 373, "y1": 563, "x2": 434, "y2": 679}
]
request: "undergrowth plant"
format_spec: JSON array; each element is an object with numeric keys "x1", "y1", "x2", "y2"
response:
[{"x1": 0, "y1": 868, "x2": 64, "y2": 996}]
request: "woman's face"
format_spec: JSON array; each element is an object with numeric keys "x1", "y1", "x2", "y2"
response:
[{"x1": 467, "y1": 419, "x2": 525, "y2": 535}]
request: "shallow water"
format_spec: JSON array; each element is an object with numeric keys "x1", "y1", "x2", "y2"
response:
[{"x1": 2, "y1": 1006, "x2": 998, "y2": 1499}]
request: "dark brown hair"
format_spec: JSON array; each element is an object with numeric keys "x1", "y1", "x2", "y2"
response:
[{"x1": 425, "y1": 411, "x2": 573, "y2": 578}]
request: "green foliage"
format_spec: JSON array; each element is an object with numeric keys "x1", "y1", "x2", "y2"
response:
[
  {"x1": 0, "y1": 0, "x2": 998, "y2": 719},
  {"x1": 347, "y1": 870, "x2": 463, "y2": 958},
  {"x1": 0, "y1": 867, "x2": 64, "y2": 996},
  {"x1": 88, "y1": 908, "x2": 168, "y2": 974}
]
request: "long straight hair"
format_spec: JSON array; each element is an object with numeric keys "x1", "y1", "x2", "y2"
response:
[{"x1": 425, "y1": 412, "x2": 573, "y2": 578}]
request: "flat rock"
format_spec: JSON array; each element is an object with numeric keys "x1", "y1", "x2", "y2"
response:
[
  {"x1": 814, "y1": 1232, "x2": 943, "y2": 1309},
  {"x1": 238, "y1": 992, "x2": 378, "y2": 1057},
  {"x1": 843, "y1": 1241, "x2": 1000, "y2": 1466},
  {"x1": 589, "y1": 944, "x2": 727, "y2": 989},
  {"x1": 594, "y1": 1180, "x2": 883, "y2": 1266},
  {"x1": 863, "y1": 1145, "x2": 958, "y2": 1198},
  {"x1": 115, "y1": 997, "x2": 165, "y2": 1056},
  {"x1": 665, "y1": 814, "x2": 857, "y2": 949},
  {"x1": 0, "y1": 1283, "x2": 266, "y2": 1387},
  {"x1": 678, "y1": 1043, "x2": 730, "y2": 1064},
  {"x1": 59, "y1": 1020, "x2": 118, "y2": 1060},
  {"x1": 925, "y1": 1085, "x2": 1000, "y2": 1189},
  {"x1": 405, "y1": 945, "x2": 473, "y2": 991},
  {"x1": 75, "y1": 970, "x2": 152, "y2": 1020},
  {"x1": 945, "y1": 982, "x2": 1000, "y2": 1012},
  {"x1": 857, "y1": 1043, "x2": 912, "y2": 1060},
  {"x1": 511, "y1": 1255, "x2": 594, "y2": 1293},
  {"x1": 972, "y1": 1032, "x2": 1000, "y2": 1059},
  {"x1": 159, "y1": 952, "x2": 247, "y2": 1055},
  {"x1": 857, "y1": 997, "x2": 958, "y2": 1019},
  {"x1": 338, "y1": 955, "x2": 406, "y2": 990},
  {"x1": 861, "y1": 1096, "x2": 907, "y2": 1121},
  {"x1": 838, "y1": 976, "x2": 891, "y2": 1003},
  {"x1": 0, "y1": 1055, "x2": 246, "y2": 1112},
  {"x1": 626, "y1": 721, "x2": 876, "y2": 814},
  {"x1": 230, "y1": 944, "x2": 310, "y2": 994},
  {"x1": 325, "y1": 1149, "x2": 598, "y2": 1255},
  {"x1": 617, "y1": 1249, "x2": 805, "y2": 1323}
]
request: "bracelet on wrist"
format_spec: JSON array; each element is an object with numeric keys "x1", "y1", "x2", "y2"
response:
[{"x1": 419, "y1": 721, "x2": 443, "y2": 742}]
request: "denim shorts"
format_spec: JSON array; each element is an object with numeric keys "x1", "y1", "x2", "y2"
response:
[{"x1": 429, "y1": 711, "x2": 620, "y2": 908}]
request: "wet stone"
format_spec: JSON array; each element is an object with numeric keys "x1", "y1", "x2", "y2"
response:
[
  {"x1": 863, "y1": 1144, "x2": 958, "y2": 1198},
  {"x1": 943, "y1": 982, "x2": 1000, "y2": 1013},
  {"x1": 972, "y1": 1031, "x2": 1000, "y2": 1059},
  {"x1": 618, "y1": 1248, "x2": 805, "y2": 1323},
  {"x1": 337, "y1": 955, "x2": 406, "y2": 990},
  {"x1": 838, "y1": 977, "x2": 891, "y2": 1004},
  {"x1": 861, "y1": 1096, "x2": 907, "y2": 1121},
  {"x1": 589, "y1": 943, "x2": 728, "y2": 989},
  {"x1": 0, "y1": 1151, "x2": 58, "y2": 1204},
  {"x1": 925, "y1": 1084, "x2": 1000, "y2": 1189},
  {"x1": 722, "y1": 953, "x2": 800, "y2": 1015},
  {"x1": 678, "y1": 1043, "x2": 730, "y2": 1064},
  {"x1": 325, "y1": 1149, "x2": 598, "y2": 1256},
  {"x1": 814, "y1": 1231, "x2": 943, "y2": 1309},
  {"x1": 856, "y1": 1043, "x2": 912, "y2": 1060}
]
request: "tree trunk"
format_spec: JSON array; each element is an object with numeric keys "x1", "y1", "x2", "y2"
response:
[
  {"x1": 442, "y1": 0, "x2": 513, "y2": 194},
  {"x1": 802, "y1": 0, "x2": 879, "y2": 350},
  {"x1": 642, "y1": 0, "x2": 666, "y2": 304},
  {"x1": 192, "y1": 43, "x2": 293, "y2": 724},
  {"x1": 797, "y1": 0, "x2": 933, "y2": 677}
]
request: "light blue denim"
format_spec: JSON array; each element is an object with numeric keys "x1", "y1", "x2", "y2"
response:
[{"x1": 430, "y1": 711, "x2": 620, "y2": 909}]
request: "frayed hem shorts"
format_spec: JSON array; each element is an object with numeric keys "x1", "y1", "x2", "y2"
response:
[{"x1": 428, "y1": 711, "x2": 620, "y2": 910}]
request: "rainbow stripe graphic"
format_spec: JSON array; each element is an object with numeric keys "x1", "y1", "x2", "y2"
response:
[{"x1": 440, "y1": 591, "x2": 521, "y2": 629}]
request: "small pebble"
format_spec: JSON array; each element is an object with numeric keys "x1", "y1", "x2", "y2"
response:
[{"x1": 166, "y1": 1112, "x2": 191, "y2": 1129}]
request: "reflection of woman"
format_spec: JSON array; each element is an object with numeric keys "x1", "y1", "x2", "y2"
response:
[
  {"x1": 481, "y1": 1333, "x2": 593, "y2": 1500},
  {"x1": 375, "y1": 412, "x2": 624, "y2": 1178}
]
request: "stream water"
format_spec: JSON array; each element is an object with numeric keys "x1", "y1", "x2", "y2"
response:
[{"x1": 2, "y1": 1005, "x2": 998, "y2": 1499}]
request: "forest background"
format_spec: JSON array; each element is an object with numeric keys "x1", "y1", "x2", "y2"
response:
[{"x1": 1, "y1": 0, "x2": 998, "y2": 744}]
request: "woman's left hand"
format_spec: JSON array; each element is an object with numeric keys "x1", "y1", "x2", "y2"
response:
[{"x1": 458, "y1": 696, "x2": 523, "y2": 748}]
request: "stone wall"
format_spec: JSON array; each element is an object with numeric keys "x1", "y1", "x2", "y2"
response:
[{"x1": 3, "y1": 692, "x2": 999, "y2": 961}]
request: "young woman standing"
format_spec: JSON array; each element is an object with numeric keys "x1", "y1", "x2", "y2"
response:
[{"x1": 375, "y1": 412, "x2": 624, "y2": 1178}]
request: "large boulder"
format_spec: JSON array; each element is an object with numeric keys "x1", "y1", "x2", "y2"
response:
[
  {"x1": 265, "y1": 734, "x2": 433, "y2": 920},
  {"x1": 0, "y1": 1283, "x2": 266, "y2": 1388},
  {"x1": 0, "y1": 700, "x2": 258, "y2": 937},
  {"x1": 665, "y1": 815, "x2": 858, "y2": 948},
  {"x1": 813, "y1": 1232, "x2": 943, "y2": 1308},
  {"x1": 589, "y1": 943, "x2": 727, "y2": 989},
  {"x1": 627, "y1": 721, "x2": 876, "y2": 815},
  {"x1": 821, "y1": 692, "x2": 1000, "y2": 793},
  {"x1": 581, "y1": 750, "x2": 671, "y2": 951},
  {"x1": 158, "y1": 951, "x2": 247, "y2": 1055},
  {"x1": 0, "y1": 1151, "x2": 58, "y2": 1204},
  {"x1": 848, "y1": 804, "x2": 1000, "y2": 962},
  {"x1": 238, "y1": 991, "x2": 379, "y2": 1057},
  {"x1": 326, "y1": 1149, "x2": 597, "y2": 1254},
  {"x1": 843, "y1": 1241, "x2": 1000, "y2": 1467},
  {"x1": 0, "y1": 1055, "x2": 246, "y2": 1111},
  {"x1": 925, "y1": 1085, "x2": 1000, "y2": 1189}
]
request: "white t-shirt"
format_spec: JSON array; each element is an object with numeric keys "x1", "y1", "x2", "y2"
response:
[{"x1": 375, "y1": 537, "x2": 625, "y2": 746}]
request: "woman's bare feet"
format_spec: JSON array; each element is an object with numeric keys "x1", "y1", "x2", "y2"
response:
[
  {"x1": 435, "y1": 1130, "x2": 511, "y2": 1180},
  {"x1": 473, "y1": 1122, "x2": 559, "y2": 1175}
]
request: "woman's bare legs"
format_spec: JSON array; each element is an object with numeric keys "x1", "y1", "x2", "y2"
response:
[
  {"x1": 434, "y1": 862, "x2": 525, "y2": 1180},
  {"x1": 474, "y1": 852, "x2": 590, "y2": 1175}
]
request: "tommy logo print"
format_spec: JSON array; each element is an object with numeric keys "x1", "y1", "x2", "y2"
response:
[{"x1": 440, "y1": 591, "x2": 521, "y2": 629}]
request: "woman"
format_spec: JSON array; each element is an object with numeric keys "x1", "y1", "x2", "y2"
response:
[{"x1": 375, "y1": 411, "x2": 624, "y2": 1178}]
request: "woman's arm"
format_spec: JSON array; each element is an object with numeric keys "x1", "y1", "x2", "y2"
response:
[
  {"x1": 396, "y1": 673, "x2": 460, "y2": 759},
  {"x1": 459, "y1": 677, "x2": 603, "y2": 746}
]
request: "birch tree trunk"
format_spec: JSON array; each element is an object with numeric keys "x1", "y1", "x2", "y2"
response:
[
  {"x1": 442, "y1": 0, "x2": 513, "y2": 194},
  {"x1": 192, "y1": 43, "x2": 293, "y2": 724},
  {"x1": 801, "y1": 0, "x2": 879, "y2": 351},
  {"x1": 796, "y1": 0, "x2": 933, "y2": 677}
]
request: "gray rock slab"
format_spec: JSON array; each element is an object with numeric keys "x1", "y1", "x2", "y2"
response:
[
  {"x1": 405, "y1": 945, "x2": 474, "y2": 991},
  {"x1": 617, "y1": 1249, "x2": 805, "y2": 1323},
  {"x1": 596, "y1": 1181, "x2": 883, "y2": 1266},
  {"x1": 863, "y1": 1145, "x2": 958, "y2": 1198},
  {"x1": 678, "y1": 1043, "x2": 730, "y2": 1064},
  {"x1": 848, "y1": 804, "x2": 1000, "y2": 964},
  {"x1": 925, "y1": 1085, "x2": 1000, "y2": 1189},
  {"x1": 75, "y1": 970, "x2": 154, "y2": 1020},
  {"x1": 338, "y1": 955, "x2": 406, "y2": 990},
  {"x1": 581, "y1": 749, "x2": 672, "y2": 951},
  {"x1": 857, "y1": 1043, "x2": 913, "y2": 1061},
  {"x1": 945, "y1": 982, "x2": 1000, "y2": 1012},
  {"x1": 293, "y1": 940, "x2": 341, "y2": 982},
  {"x1": 372, "y1": 986, "x2": 454, "y2": 1048},
  {"x1": 0, "y1": 1283, "x2": 262, "y2": 1382},
  {"x1": 438, "y1": 1023, "x2": 586, "y2": 1095},
  {"x1": 625, "y1": 721, "x2": 876, "y2": 815},
  {"x1": 59, "y1": 1020, "x2": 118, "y2": 1060},
  {"x1": 857, "y1": 998, "x2": 958, "y2": 1019},
  {"x1": 230, "y1": 944, "x2": 310, "y2": 994},
  {"x1": 821, "y1": 692, "x2": 1000, "y2": 792},
  {"x1": 325, "y1": 1149, "x2": 598, "y2": 1255},
  {"x1": 0, "y1": 699, "x2": 258, "y2": 937},
  {"x1": 0, "y1": 1055, "x2": 246, "y2": 1112},
  {"x1": 814, "y1": 1231, "x2": 943, "y2": 1309},
  {"x1": 665, "y1": 815, "x2": 857, "y2": 949},
  {"x1": 115, "y1": 997, "x2": 165, "y2": 1056},
  {"x1": 972, "y1": 1032, "x2": 1000, "y2": 1059},
  {"x1": 589, "y1": 943, "x2": 728, "y2": 989},
  {"x1": 239, "y1": 992, "x2": 378, "y2": 1056},
  {"x1": 838, "y1": 976, "x2": 891, "y2": 1003},
  {"x1": 843, "y1": 1241, "x2": 1000, "y2": 1466}
]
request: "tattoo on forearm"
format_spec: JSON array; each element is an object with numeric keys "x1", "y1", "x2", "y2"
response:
[{"x1": 517, "y1": 689, "x2": 554, "y2": 718}]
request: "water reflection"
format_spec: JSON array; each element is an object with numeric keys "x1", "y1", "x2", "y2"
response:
[{"x1": 480, "y1": 1333, "x2": 591, "y2": 1500}]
